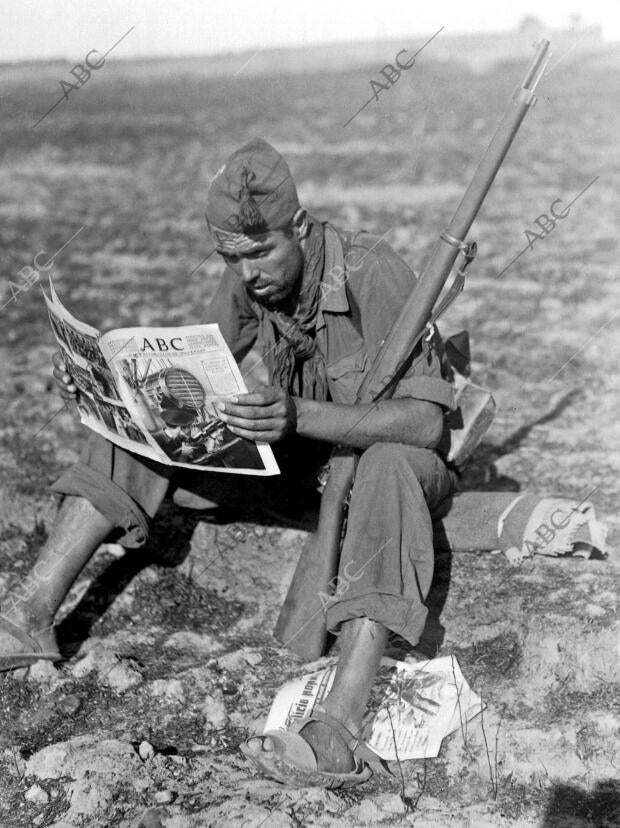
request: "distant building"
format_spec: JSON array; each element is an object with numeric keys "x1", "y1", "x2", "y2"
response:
[{"x1": 432, "y1": 17, "x2": 604, "y2": 72}]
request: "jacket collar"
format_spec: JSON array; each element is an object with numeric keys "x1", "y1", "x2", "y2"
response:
[{"x1": 317, "y1": 224, "x2": 349, "y2": 330}]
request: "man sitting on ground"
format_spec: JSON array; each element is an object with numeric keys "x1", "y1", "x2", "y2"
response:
[{"x1": 0, "y1": 137, "x2": 456, "y2": 788}]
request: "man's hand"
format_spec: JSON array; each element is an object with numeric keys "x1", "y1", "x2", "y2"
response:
[
  {"x1": 218, "y1": 386, "x2": 297, "y2": 443},
  {"x1": 52, "y1": 351, "x2": 78, "y2": 402}
]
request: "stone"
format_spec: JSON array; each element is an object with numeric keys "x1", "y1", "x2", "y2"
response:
[
  {"x1": 348, "y1": 798, "x2": 382, "y2": 824},
  {"x1": 294, "y1": 787, "x2": 348, "y2": 813},
  {"x1": 148, "y1": 678, "x2": 185, "y2": 704},
  {"x1": 203, "y1": 799, "x2": 293, "y2": 827},
  {"x1": 201, "y1": 693, "x2": 227, "y2": 729},
  {"x1": 25, "y1": 783, "x2": 49, "y2": 804},
  {"x1": 375, "y1": 793, "x2": 407, "y2": 815},
  {"x1": 57, "y1": 694, "x2": 82, "y2": 715},
  {"x1": 27, "y1": 659, "x2": 62, "y2": 686},
  {"x1": 66, "y1": 777, "x2": 114, "y2": 818},
  {"x1": 133, "y1": 776, "x2": 152, "y2": 794},
  {"x1": 70, "y1": 642, "x2": 144, "y2": 693},
  {"x1": 153, "y1": 789, "x2": 175, "y2": 804},
  {"x1": 70, "y1": 648, "x2": 112, "y2": 679},
  {"x1": 25, "y1": 737, "x2": 141, "y2": 780},
  {"x1": 138, "y1": 809, "x2": 165, "y2": 828},
  {"x1": 217, "y1": 647, "x2": 259, "y2": 671},
  {"x1": 243, "y1": 649, "x2": 263, "y2": 666},
  {"x1": 163, "y1": 630, "x2": 222, "y2": 654},
  {"x1": 139, "y1": 740, "x2": 156, "y2": 761},
  {"x1": 102, "y1": 542, "x2": 126, "y2": 558},
  {"x1": 25, "y1": 743, "x2": 72, "y2": 780},
  {"x1": 104, "y1": 660, "x2": 143, "y2": 693},
  {"x1": 229, "y1": 710, "x2": 251, "y2": 729}
]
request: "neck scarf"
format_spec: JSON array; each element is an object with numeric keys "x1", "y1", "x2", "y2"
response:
[{"x1": 263, "y1": 217, "x2": 328, "y2": 401}]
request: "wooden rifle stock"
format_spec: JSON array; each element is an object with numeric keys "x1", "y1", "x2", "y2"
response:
[
  {"x1": 274, "y1": 40, "x2": 551, "y2": 660},
  {"x1": 274, "y1": 448, "x2": 355, "y2": 657}
]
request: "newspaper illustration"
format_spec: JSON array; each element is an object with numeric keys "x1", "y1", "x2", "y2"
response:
[
  {"x1": 43, "y1": 280, "x2": 279, "y2": 476},
  {"x1": 264, "y1": 656, "x2": 483, "y2": 760}
]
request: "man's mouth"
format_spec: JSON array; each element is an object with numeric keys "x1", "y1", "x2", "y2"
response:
[{"x1": 251, "y1": 284, "x2": 273, "y2": 297}]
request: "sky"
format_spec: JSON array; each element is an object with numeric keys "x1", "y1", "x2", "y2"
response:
[{"x1": 0, "y1": 0, "x2": 618, "y2": 63}]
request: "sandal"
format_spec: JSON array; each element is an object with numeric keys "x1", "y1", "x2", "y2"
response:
[
  {"x1": 240, "y1": 708, "x2": 388, "y2": 789},
  {"x1": 0, "y1": 615, "x2": 61, "y2": 672}
]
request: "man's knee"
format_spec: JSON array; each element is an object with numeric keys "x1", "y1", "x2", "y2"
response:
[{"x1": 357, "y1": 442, "x2": 437, "y2": 479}]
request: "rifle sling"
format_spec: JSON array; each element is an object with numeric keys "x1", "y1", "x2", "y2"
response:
[{"x1": 371, "y1": 241, "x2": 477, "y2": 403}]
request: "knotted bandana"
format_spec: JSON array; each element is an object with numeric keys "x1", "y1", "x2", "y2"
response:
[{"x1": 262, "y1": 217, "x2": 328, "y2": 401}]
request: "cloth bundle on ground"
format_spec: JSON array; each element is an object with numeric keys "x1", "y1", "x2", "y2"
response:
[
  {"x1": 432, "y1": 491, "x2": 608, "y2": 561},
  {"x1": 431, "y1": 332, "x2": 607, "y2": 561}
]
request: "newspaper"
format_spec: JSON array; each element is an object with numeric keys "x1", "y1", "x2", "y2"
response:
[
  {"x1": 43, "y1": 280, "x2": 279, "y2": 475},
  {"x1": 264, "y1": 656, "x2": 483, "y2": 761}
]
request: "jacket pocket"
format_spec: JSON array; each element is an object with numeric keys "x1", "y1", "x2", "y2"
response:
[{"x1": 327, "y1": 346, "x2": 368, "y2": 379}]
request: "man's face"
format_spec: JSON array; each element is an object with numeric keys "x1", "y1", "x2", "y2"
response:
[{"x1": 217, "y1": 229, "x2": 304, "y2": 308}]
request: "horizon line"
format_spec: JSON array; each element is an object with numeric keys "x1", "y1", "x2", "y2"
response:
[{"x1": 0, "y1": 22, "x2": 611, "y2": 68}]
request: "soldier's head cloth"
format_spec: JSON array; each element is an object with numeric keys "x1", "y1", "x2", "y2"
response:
[{"x1": 205, "y1": 137, "x2": 301, "y2": 254}]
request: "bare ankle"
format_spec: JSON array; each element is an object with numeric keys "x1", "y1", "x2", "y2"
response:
[{"x1": 321, "y1": 701, "x2": 362, "y2": 737}]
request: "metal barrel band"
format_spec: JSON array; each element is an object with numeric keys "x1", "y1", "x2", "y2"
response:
[{"x1": 440, "y1": 230, "x2": 470, "y2": 251}]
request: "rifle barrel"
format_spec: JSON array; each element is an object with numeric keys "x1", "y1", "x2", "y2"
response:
[
  {"x1": 521, "y1": 39, "x2": 551, "y2": 91},
  {"x1": 357, "y1": 40, "x2": 551, "y2": 405},
  {"x1": 274, "y1": 40, "x2": 552, "y2": 660}
]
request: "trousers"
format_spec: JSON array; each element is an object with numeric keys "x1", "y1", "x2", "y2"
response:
[{"x1": 52, "y1": 433, "x2": 454, "y2": 646}]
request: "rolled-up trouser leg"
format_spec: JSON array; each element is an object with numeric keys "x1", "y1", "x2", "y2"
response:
[
  {"x1": 51, "y1": 432, "x2": 173, "y2": 548},
  {"x1": 325, "y1": 443, "x2": 454, "y2": 647}
]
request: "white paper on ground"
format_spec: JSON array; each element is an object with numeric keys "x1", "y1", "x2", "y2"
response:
[{"x1": 263, "y1": 655, "x2": 483, "y2": 760}]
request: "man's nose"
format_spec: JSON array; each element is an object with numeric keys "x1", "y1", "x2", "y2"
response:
[{"x1": 240, "y1": 259, "x2": 260, "y2": 284}]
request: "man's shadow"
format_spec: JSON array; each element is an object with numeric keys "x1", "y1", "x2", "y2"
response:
[
  {"x1": 56, "y1": 499, "x2": 318, "y2": 656},
  {"x1": 56, "y1": 501, "x2": 201, "y2": 654},
  {"x1": 542, "y1": 780, "x2": 620, "y2": 827},
  {"x1": 57, "y1": 389, "x2": 579, "y2": 658},
  {"x1": 408, "y1": 387, "x2": 580, "y2": 659}
]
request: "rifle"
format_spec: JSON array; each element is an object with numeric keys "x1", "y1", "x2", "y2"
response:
[{"x1": 274, "y1": 40, "x2": 551, "y2": 660}]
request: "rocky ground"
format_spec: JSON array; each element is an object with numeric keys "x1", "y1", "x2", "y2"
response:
[
  {"x1": 1, "y1": 46, "x2": 619, "y2": 827},
  {"x1": 0, "y1": 396, "x2": 617, "y2": 827}
]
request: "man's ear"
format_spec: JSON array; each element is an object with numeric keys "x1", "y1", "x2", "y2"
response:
[{"x1": 291, "y1": 208, "x2": 309, "y2": 241}]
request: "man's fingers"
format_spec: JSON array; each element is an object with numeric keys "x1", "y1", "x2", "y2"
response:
[
  {"x1": 52, "y1": 349, "x2": 77, "y2": 400},
  {"x1": 53, "y1": 370, "x2": 76, "y2": 393},
  {"x1": 227, "y1": 425, "x2": 274, "y2": 442},
  {"x1": 225, "y1": 389, "x2": 279, "y2": 407},
  {"x1": 53, "y1": 365, "x2": 72, "y2": 382},
  {"x1": 52, "y1": 352, "x2": 66, "y2": 370},
  {"x1": 221, "y1": 413, "x2": 279, "y2": 431},
  {"x1": 221, "y1": 401, "x2": 282, "y2": 420}
]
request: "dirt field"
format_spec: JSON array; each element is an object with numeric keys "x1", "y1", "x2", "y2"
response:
[{"x1": 0, "y1": 43, "x2": 618, "y2": 827}]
